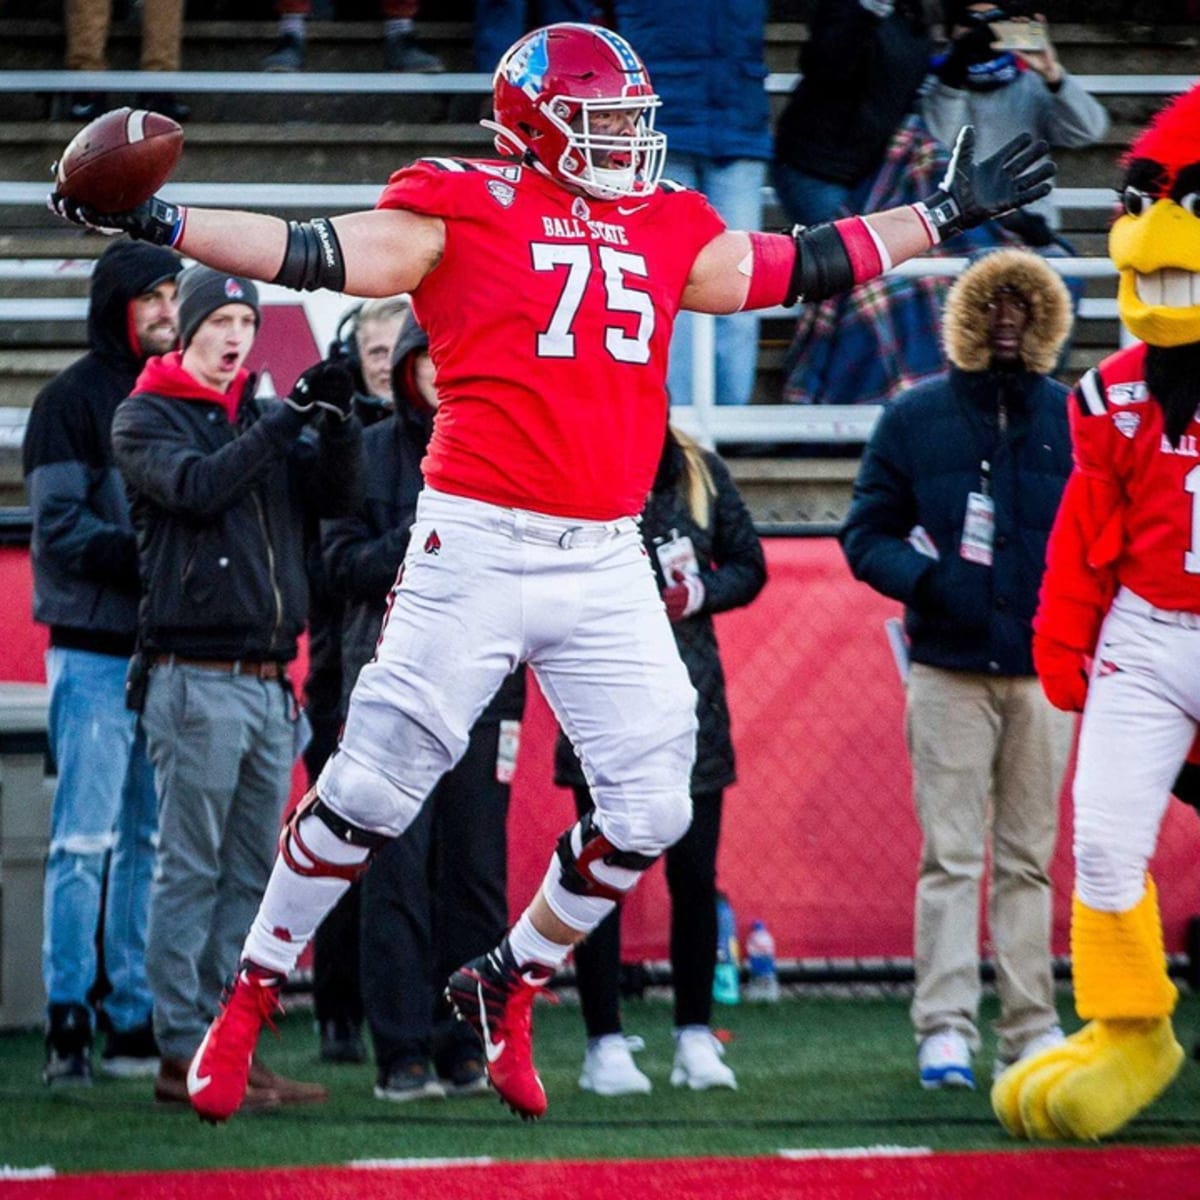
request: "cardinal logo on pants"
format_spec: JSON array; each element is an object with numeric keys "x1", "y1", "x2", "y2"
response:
[{"x1": 424, "y1": 530, "x2": 441, "y2": 555}]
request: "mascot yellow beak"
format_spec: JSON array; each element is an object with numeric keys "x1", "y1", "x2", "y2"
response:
[{"x1": 1111, "y1": 198, "x2": 1200, "y2": 347}]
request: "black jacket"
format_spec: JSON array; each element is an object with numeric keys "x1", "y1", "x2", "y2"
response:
[
  {"x1": 555, "y1": 435, "x2": 766, "y2": 794},
  {"x1": 840, "y1": 367, "x2": 1071, "y2": 675},
  {"x1": 321, "y1": 324, "x2": 525, "y2": 721},
  {"x1": 22, "y1": 241, "x2": 181, "y2": 655},
  {"x1": 774, "y1": 0, "x2": 931, "y2": 186},
  {"x1": 112, "y1": 355, "x2": 362, "y2": 662}
]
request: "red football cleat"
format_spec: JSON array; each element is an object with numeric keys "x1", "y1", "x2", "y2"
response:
[
  {"x1": 187, "y1": 962, "x2": 283, "y2": 1123},
  {"x1": 446, "y1": 940, "x2": 553, "y2": 1120}
]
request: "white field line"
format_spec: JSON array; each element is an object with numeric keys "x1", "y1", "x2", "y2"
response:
[
  {"x1": 779, "y1": 1146, "x2": 933, "y2": 1160},
  {"x1": 348, "y1": 1157, "x2": 494, "y2": 1170}
]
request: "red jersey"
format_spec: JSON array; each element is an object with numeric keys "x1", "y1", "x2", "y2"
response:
[
  {"x1": 1039, "y1": 343, "x2": 1200, "y2": 654},
  {"x1": 376, "y1": 158, "x2": 725, "y2": 520}
]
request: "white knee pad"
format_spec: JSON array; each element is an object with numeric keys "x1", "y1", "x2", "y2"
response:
[
  {"x1": 591, "y1": 785, "x2": 693, "y2": 857},
  {"x1": 316, "y1": 749, "x2": 427, "y2": 839}
]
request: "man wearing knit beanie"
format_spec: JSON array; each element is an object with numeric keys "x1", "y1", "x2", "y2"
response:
[
  {"x1": 175, "y1": 265, "x2": 261, "y2": 351},
  {"x1": 109, "y1": 267, "x2": 361, "y2": 1112}
]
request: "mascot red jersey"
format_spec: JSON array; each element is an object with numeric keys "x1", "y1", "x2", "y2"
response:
[{"x1": 992, "y1": 85, "x2": 1200, "y2": 1141}]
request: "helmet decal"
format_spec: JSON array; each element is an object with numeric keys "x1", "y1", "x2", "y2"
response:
[
  {"x1": 593, "y1": 26, "x2": 649, "y2": 88},
  {"x1": 506, "y1": 28, "x2": 551, "y2": 100}
]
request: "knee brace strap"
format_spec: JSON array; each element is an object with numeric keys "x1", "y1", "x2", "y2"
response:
[
  {"x1": 555, "y1": 811, "x2": 657, "y2": 903},
  {"x1": 279, "y1": 789, "x2": 389, "y2": 883}
]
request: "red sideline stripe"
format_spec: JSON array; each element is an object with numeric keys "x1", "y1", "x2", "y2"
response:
[{"x1": 7, "y1": 1147, "x2": 1200, "y2": 1199}]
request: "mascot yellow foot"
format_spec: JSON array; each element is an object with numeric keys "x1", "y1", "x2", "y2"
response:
[
  {"x1": 993, "y1": 1017, "x2": 1182, "y2": 1140},
  {"x1": 991, "y1": 880, "x2": 1183, "y2": 1140}
]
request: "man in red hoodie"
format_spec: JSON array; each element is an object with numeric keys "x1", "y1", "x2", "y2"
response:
[{"x1": 110, "y1": 265, "x2": 362, "y2": 1110}]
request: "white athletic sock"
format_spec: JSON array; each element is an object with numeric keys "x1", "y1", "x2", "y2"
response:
[
  {"x1": 507, "y1": 911, "x2": 573, "y2": 971},
  {"x1": 383, "y1": 17, "x2": 414, "y2": 37},
  {"x1": 279, "y1": 14, "x2": 307, "y2": 39},
  {"x1": 240, "y1": 813, "x2": 369, "y2": 976}
]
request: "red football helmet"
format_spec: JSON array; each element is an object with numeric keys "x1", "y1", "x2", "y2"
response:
[{"x1": 485, "y1": 23, "x2": 666, "y2": 201}]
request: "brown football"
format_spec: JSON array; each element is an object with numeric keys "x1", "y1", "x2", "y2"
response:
[{"x1": 55, "y1": 107, "x2": 183, "y2": 212}]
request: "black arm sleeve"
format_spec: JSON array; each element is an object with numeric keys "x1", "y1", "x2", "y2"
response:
[
  {"x1": 788, "y1": 222, "x2": 856, "y2": 306},
  {"x1": 273, "y1": 218, "x2": 347, "y2": 292}
]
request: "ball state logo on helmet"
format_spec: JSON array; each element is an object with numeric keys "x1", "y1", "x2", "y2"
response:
[{"x1": 484, "y1": 23, "x2": 666, "y2": 202}]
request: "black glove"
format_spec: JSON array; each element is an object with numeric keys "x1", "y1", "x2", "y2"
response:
[
  {"x1": 936, "y1": 21, "x2": 996, "y2": 89},
  {"x1": 917, "y1": 127, "x2": 1055, "y2": 243},
  {"x1": 283, "y1": 359, "x2": 356, "y2": 423},
  {"x1": 47, "y1": 189, "x2": 184, "y2": 247}
]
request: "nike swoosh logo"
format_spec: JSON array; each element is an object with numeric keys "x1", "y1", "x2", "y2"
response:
[
  {"x1": 477, "y1": 981, "x2": 505, "y2": 1064},
  {"x1": 187, "y1": 1025, "x2": 214, "y2": 1095},
  {"x1": 618, "y1": 203, "x2": 648, "y2": 215}
]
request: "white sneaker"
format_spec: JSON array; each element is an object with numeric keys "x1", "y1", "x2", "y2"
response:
[
  {"x1": 579, "y1": 1034, "x2": 651, "y2": 1096},
  {"x1": 670, "y1": 1027, "x2": 737, "y2": 1091},
  {"x1": 992, "y1": 1024, "x2": 1065, "y2": 1079},
  {"x1": 918, "y1": 1029, "x2": 975, "y2": 1090}
]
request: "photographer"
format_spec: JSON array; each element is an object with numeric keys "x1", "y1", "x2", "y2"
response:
[{"x1": 921, "y1": 3, "x2": 1107, "y2": 245}]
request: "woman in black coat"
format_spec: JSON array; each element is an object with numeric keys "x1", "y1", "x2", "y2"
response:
[{"x1": 554, "y1": 426, "x2": 766, "y2": 1096}]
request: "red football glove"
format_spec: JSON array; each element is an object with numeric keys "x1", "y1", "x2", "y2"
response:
[
  {"x1": 1032, "y1": 631, "x2": 1089, "y2": 712},
  {"x1": 662, "y1": 569, "x2": 705, "y2": 623}
]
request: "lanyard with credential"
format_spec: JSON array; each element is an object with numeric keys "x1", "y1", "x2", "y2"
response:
[{"x1": 960, "y1": 403, "x2": 1005, "y2": 567}]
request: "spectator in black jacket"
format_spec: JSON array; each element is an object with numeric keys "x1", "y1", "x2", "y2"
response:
[
  {"x1": 303, "y1": 296, "x2": 411, "y2": 1066},
  {"x1": 23, "y1": 240, "x2": 181, "y2": 1087},
  {"x1": 321, "y1": 309, "x2": 527, "y2": 1102},
  {"x1": 772, "y1": 0, "x2": 932, "y2": 227},
  {"x1": 554, "y1": 426, "x2": 766, "y2": 1096},
  {"x1": 840, "y1": 248, "x2": 1074, "y2": 1093},
  {"x1": 111, "y1": 264, "x2": 362, "y2": 1111}
]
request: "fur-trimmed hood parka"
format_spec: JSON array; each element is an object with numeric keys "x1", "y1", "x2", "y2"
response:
[
  {"x1": 841, "y1": 244, "x2": 1074, "y2": 678},
  {"x1": 942, "y1": 248, "x2": 1074, "y2": 375}
]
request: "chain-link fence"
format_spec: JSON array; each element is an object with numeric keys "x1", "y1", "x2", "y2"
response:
[{"x1": 505, "y1": 534, "x2": 1200, "y2": 985}]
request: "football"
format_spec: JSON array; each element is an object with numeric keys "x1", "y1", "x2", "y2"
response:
[{"x1": 55, "y1": 107, "x2": 183, "y2": 213}]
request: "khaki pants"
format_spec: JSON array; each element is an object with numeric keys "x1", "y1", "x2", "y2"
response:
[
  {"x1": 66, "y1": 0, "x2": 183, "y2": 72},
  {"x1": 906, "y1": 664, "x2": 1073, "y2": 1061}
]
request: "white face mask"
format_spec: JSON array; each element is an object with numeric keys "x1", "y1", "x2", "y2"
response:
[{"x1": 550, "y1": 95, "x2": 667, "y2": 200}]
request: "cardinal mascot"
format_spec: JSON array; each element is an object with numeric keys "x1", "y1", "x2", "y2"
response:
[{"x1": 991, "y1": 85, "x2": 1200, "y2": 1141}]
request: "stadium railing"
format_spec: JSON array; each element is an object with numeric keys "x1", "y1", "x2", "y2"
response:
[{"x1": 0, "y1": 248, "x2": 1123, "y2": 450}]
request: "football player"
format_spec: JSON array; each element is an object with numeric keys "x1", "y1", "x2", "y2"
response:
[
  {"x1": 52, "y1": 22, "x2": 1054, "y2": 1122},
  {"x1": 991, "y1": 84, "x2": 1200, "y2": 1141}
]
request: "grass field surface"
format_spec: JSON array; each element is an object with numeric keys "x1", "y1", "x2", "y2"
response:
[{"x1": 2, "y1": 990, "x2": 1199, "y2": 1175}]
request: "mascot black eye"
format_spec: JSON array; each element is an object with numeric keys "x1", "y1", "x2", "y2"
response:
[
  {"x1": 1122, "y1": 187, "x2": 1151, "y2": 217},
  {"x1": 1180, "y1": 193, "x2": 1200, "y2": 216}
]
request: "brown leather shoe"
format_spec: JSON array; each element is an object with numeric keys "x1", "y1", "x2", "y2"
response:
[
  {"x1": 248, "y1": 1055, "x2": 328, "y2": 1106},
  {"x1": 155, "y1": 1055, "x2": 280, "y2": 1111}
]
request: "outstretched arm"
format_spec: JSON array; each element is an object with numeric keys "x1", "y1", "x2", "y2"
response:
[
  {"x1": 683, "y1": 127, "x2": 1055, "y2": 315},
  {"x1": 51, "y1": 195, "x2": 444, "y2": 297}
]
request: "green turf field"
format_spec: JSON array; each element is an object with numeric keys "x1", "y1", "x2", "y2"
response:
[{"x1": 2, "y1": 990, "x2": 1199, "y2": 1173}]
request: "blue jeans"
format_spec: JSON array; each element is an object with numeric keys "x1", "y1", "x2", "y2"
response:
[
  {"x1": 665, "y1": 154, "x2": 766, "y2": 407},
  {"x1": 473, "y1": 1, "x2": 593, "y2": 71},
  {"x1": 770, "y1": 160, "x2": 874, "y2": 228},
  {"x1": 42, "y1": 647, "x2": 158, "y2": 1033}
]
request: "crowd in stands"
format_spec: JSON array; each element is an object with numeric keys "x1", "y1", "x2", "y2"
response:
[{"x1": 20, "y1": 0, "x2": 1140, "y2": 1118}]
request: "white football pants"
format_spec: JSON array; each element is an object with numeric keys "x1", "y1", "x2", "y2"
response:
[
  {"x1": 318, "y1": 487, "x2": 698, "y2": 857},
  {"x1": 1073, "y1": 587, "x2": 1200, "y2": 912}
]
